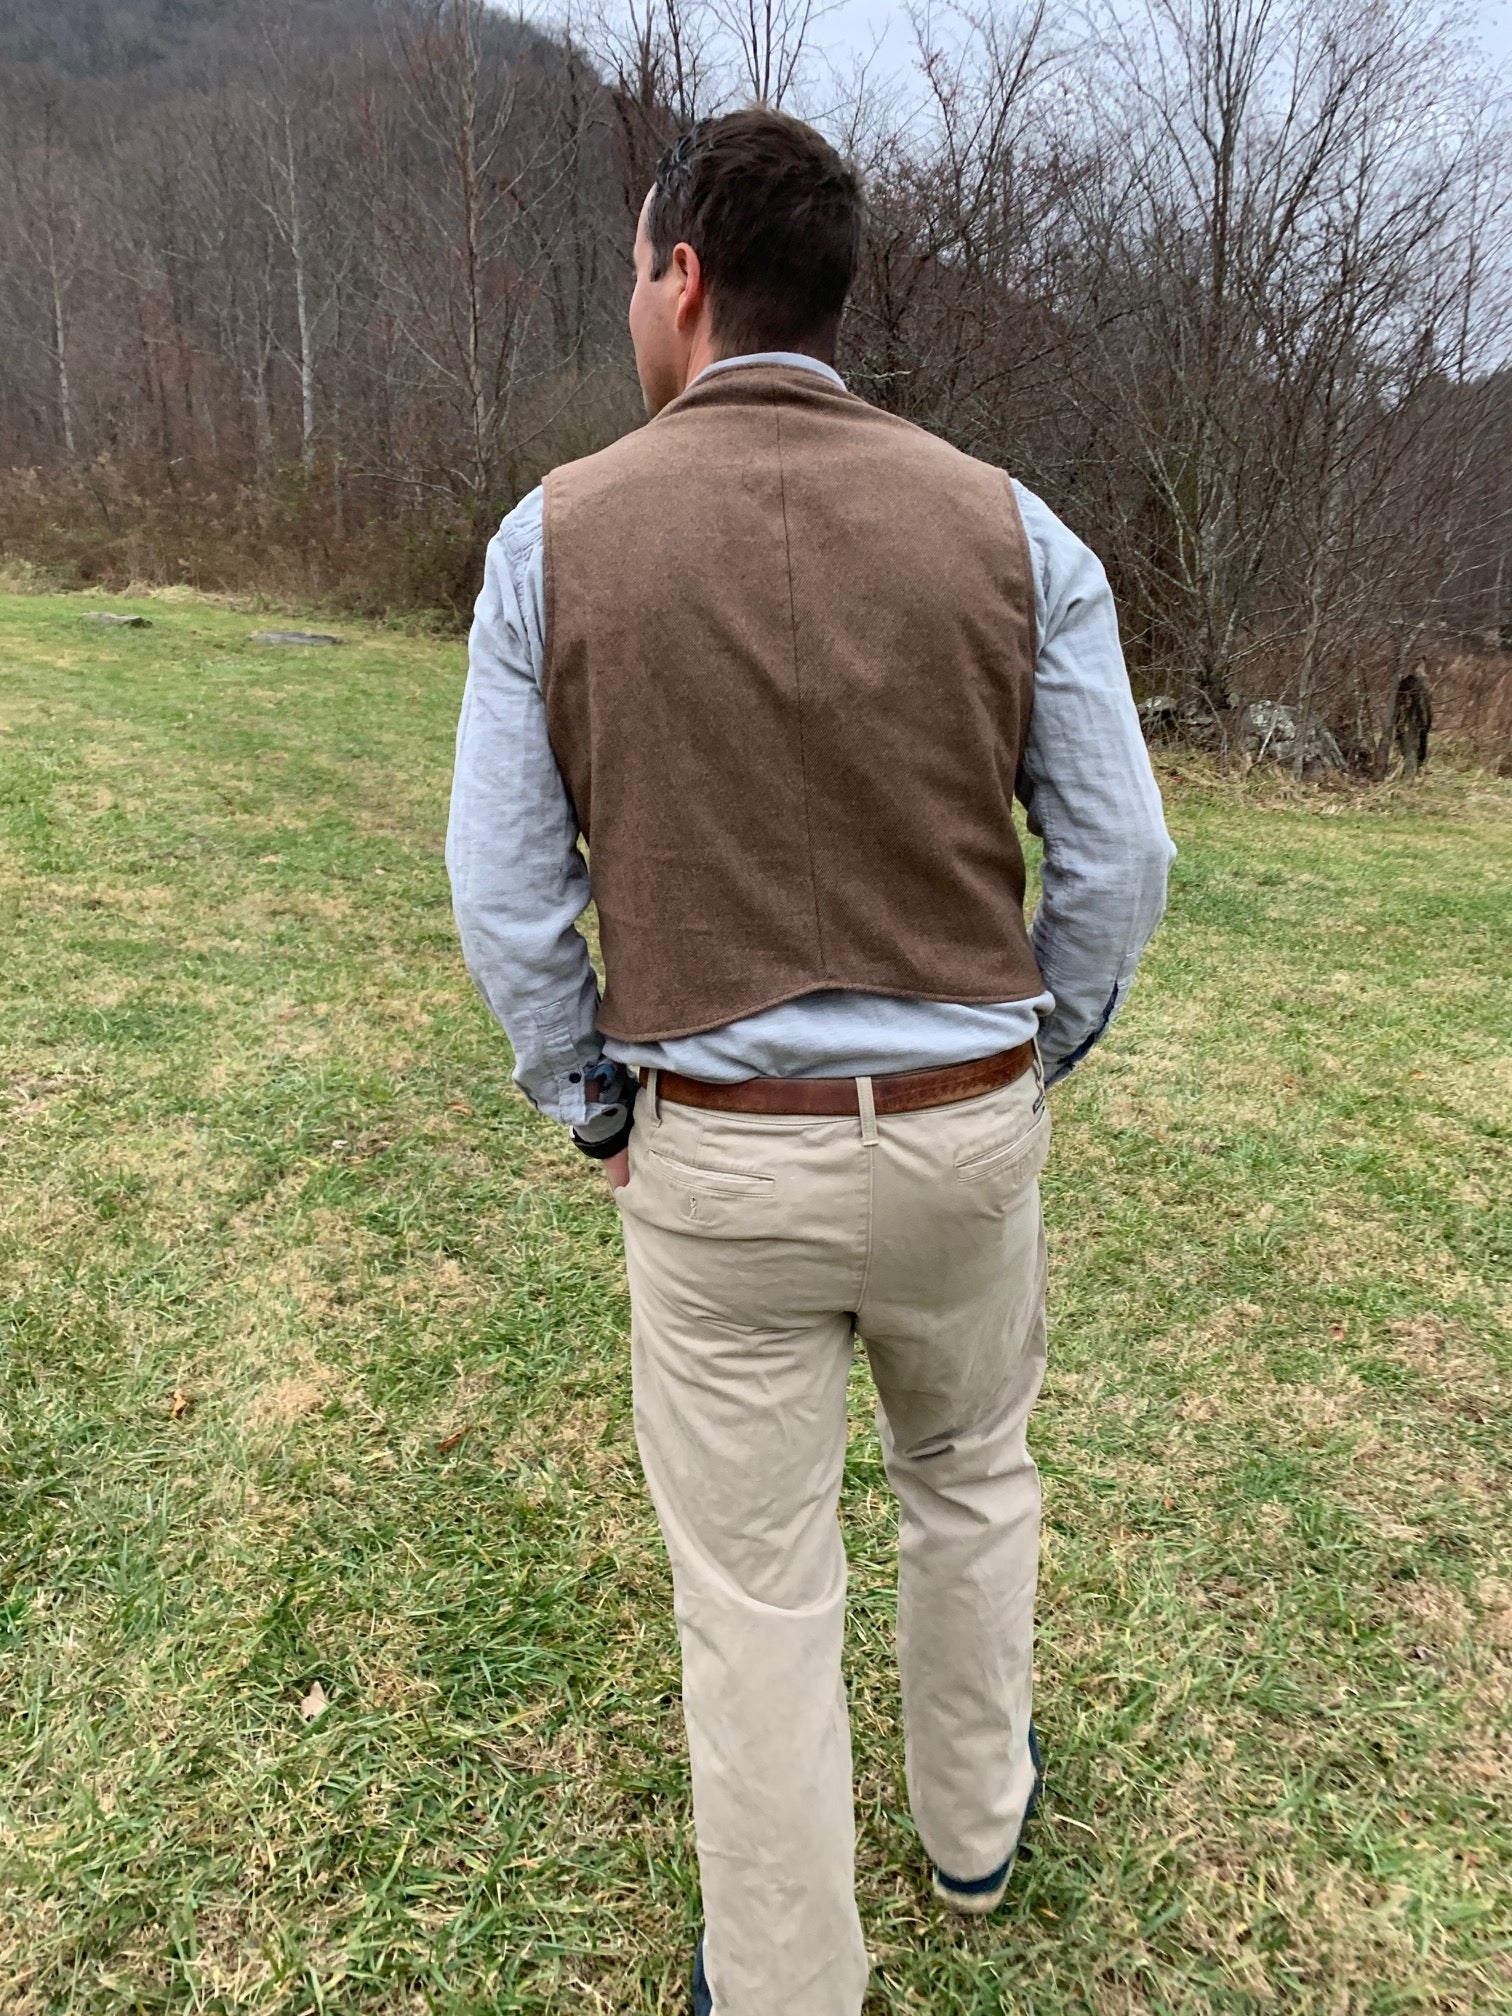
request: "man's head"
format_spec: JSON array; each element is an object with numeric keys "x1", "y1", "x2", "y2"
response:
[{"x1": 628, "y1": 108, "x2": 862, "y2": 415}]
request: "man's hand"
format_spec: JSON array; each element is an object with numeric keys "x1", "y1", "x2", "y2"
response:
[{"x1": 570, "y1": 1072, "x2": 638, "y2": 1182}]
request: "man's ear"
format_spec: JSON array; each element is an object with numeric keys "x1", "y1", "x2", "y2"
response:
[{"x1": 672, "y1": 242, "x2": 706, "y2": 335}]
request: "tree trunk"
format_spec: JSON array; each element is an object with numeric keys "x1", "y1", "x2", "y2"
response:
[
  {"x1": 48, "y1": 252, "x2": 75, "y2": 458},
  {"x1": 285, "y1": 116, "x2": 317, "y2": 474}
]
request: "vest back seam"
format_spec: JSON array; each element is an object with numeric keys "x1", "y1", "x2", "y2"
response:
[{"x1": 772, "y1": 393, "x2": 828, "y2": 974}]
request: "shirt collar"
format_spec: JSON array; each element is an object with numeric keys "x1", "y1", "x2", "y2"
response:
[{"x1": 694, "y1": 351, "x2": 846, "y2": 390}]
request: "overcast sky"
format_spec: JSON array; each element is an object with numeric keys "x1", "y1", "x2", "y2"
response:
[
  {"x1": 1475, "y1": 0, "x2": 1512, "y2": 62},
  {"x1": 804, "y1": 0, "x2": 1512, "y2": 91}
]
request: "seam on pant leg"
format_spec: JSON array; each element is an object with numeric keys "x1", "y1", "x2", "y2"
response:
[{"x1": 852, "y1": 1117, "x2": 877, "y2": 1314}]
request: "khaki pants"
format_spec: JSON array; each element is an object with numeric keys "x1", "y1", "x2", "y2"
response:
[{"x1": 617, "y1": 1064, "x2": 1050, "y2": 2016}]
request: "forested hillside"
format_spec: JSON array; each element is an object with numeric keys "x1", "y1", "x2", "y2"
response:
[
  {"x1": 0, "y1": 0, "x2": 368, "y2": 77},
  {"x1": 3, "y1": 0, "x2": 1510, "y2": 765}
]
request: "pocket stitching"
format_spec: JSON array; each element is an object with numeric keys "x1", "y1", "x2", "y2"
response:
[
  {"x1": 645, "y1": 1147, "x2": 776, "y2": 1196},
  {"x1": 952, "y1": 1111, "x2": 1049, "y2": 1185}
]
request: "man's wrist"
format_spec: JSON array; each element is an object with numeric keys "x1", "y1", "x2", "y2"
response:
[{"x1": 570, "y1": 1061, "x2": 638, "y2": 1159}]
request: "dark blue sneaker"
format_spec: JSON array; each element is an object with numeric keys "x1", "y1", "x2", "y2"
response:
[
  {"x1": 691, "y1": 1930, "x2": 711, "y2": 2015},
  {"x1": 932, "y1": 1719, "x2": 1043, "y2": 1915}
]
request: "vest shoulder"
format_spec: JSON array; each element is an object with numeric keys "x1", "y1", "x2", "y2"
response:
[
  {"x1": 780, "y1": 395, "x2": 1019, "y2": 508},
  {"x1": 542, "y1": 386, "x2": 1019, "y2": 516},
  {"x1": 860, "y1": 404, "x2": 1013, "y2": 486},
  {"x1": 544, "y1": 422, "x2": 674, "y2": 510}
]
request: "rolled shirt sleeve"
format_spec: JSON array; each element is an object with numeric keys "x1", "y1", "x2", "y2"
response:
[
  {"x1": 1014, "y1": 483, "x2": 1176, "y2": 1084},
  {"x1": 445, "y1": 488, "x2": 612, "y2": 1127}
]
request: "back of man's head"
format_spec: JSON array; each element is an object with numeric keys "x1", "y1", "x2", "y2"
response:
[{"x1": 647, "y1": 109, "x2": 862, "y2": 360}]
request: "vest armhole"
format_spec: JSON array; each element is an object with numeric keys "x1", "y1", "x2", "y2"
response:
[
  {"x1": 1000, "y1": 475, "x2": 1039, "y2": 794},
  {"x1": 1000, "y1": 473, "x2": 1038, "y2": 667}
]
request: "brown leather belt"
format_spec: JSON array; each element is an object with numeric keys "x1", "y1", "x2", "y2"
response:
[{"x1": 638, "y1": 1042, "x2": 1036, "y2": 1118}]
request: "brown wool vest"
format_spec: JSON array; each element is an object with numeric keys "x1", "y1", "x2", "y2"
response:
[{"x1": 541, "y1": 363, "x2": 1043, "y2": 1043}]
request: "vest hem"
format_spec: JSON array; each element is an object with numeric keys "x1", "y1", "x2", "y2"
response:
[{"x1": 595, "y1": 977, "x2": 1049, "y2": 1048}]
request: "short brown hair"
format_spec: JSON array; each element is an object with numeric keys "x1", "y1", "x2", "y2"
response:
[{"x1": 647, "y1": 109, "x2": 862, "y2": 358}]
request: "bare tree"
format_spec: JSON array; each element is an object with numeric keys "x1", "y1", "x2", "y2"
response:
[
  {"x1": 366, "y1": 2, "x2": 511, "y2": 513},
  {"x1": 595, "y1": 0, "x2": 718, "y2": 216},
  {"x1": 1, "y1": 0, "x2": 1508, "y2": 715},
  {"x1": 3, "y1": 78, "x2": 88, "y2": 458},
  {"x1": 1044, "y1": 0, "x2": 1512, "y2": 745},
  {"x1": 712, "y1": 0, "x2": 826, "y2": 107}
]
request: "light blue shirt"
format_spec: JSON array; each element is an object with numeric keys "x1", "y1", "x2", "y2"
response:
[{"x1": 447, "y1": 353, "x2": 1174, "y2": 1131}]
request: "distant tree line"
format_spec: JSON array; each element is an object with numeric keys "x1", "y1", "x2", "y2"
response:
[{"x1": 3, "y1": 0, "x2": 1510, "y2": 770}]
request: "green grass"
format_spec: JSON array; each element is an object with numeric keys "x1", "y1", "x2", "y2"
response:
[{"x1": 1, "y1": 586, "x2": 1509, "y2": 2015}]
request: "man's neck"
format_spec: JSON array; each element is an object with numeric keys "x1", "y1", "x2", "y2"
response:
[
  {"x1": 682, "y1": 327, "x2": 836, "y2": 393},
  {"x1": 691, "y1": 350, "x2": 845, "y2": 390},
  {"x1": 682, "y1": 326, "x2": 724, "y2": 388}
]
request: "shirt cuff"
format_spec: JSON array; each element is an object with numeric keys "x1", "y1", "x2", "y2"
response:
[
  {"x1": 1038, "y1": 981, "x2": 1121, "y2": 1087},
  {"x1": 519, "y1": 1008, "x2": 610, "y2": 1125}
]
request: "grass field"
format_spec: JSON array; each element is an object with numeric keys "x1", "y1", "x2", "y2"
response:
[{"x1": 1, "y1": 588, "x2": 1509, "y2": 2016}]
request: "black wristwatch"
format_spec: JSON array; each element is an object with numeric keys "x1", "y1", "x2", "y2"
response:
[{"x1": 570, "y1": 1061, "x2": 638, "y2": 1160}]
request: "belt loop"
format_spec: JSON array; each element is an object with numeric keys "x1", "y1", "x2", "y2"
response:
[
  {"x1": 647, "y1": 1067, "x2": 661, "y2": 1123},
  {"x1": 856, "y1": 1074, "x2": 879, "y2": 1147}
]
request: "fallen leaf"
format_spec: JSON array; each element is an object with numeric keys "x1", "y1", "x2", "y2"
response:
[{"x1": 300, "y1": 1681, "x2": 329, "y2": 1722}]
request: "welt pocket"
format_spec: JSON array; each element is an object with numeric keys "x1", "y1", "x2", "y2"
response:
[
  {"x1": 952, "y1": 1109, "x2": 1050, "y2": 1185},
  {"x1": 645, "y1": 1148, "x2": 776, "y2": 1197}
]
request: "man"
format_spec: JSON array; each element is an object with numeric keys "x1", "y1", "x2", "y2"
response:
[{"x1": 447, "y1": 109, "x2": 1173, "y2": 2016}]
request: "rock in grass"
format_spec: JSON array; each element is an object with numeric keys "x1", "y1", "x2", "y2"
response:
[
  {"x1": 252, "y1": 630, "x2": 346, "y2": 646},
  {"x1": 1239, "y1": 700, "x2": 1344, "y2": 771},
  {"x1": 84, "y1": 611, "x2": 150, "y2": 627}
]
